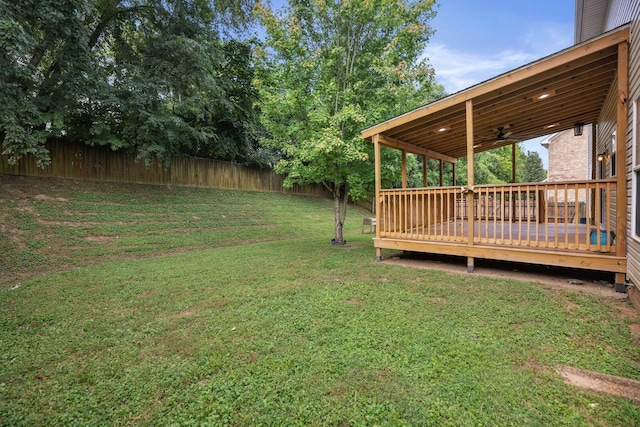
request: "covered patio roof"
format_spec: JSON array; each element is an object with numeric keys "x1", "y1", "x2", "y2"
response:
[{"x1": 361, "y1": 25, "x2": 630, "y2": 162}]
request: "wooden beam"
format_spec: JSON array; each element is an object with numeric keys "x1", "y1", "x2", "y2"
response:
[
  {"x1": 372, "y1": 238, "x2": 627, "y2": 273},
  {"x1": 401, "y1": 150, "x2": 407, "y2": 188},
  {"x1": 466, "y1": 100, "x2": 475, "y2": 257},
  {"x1": 373, "y1": 134, "x2": 382, "y2": 245},
  {"x1": 377, "y1": 134, "x2": 457, "y2": 164},
  {"x1": 615, "y1": 41, "x2": 628, "y2": 269},
  {"x1": 511, "y1": 143, "x2": 516, "y2": 183},
  {"x1": 361, "y1": 26, "x2": 629, "y2": 140},
  {"x1": 439, "y1": 159, "x2": 443, "y2": 186},
  {"x1": 422, "y1": 156, "x2": 428, "y2": 187}
]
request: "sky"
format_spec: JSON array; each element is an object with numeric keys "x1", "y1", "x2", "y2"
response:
[{"x1": 423, "y1": 0, "x2": 577, "y2": 168}]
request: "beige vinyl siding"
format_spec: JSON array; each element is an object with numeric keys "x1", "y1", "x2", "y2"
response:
[
  {"x1": 602, "y1": 0, "x2": 640, "y2": 285},
  {"x1": 604, "y1": 0, "x2": 638, "y2": 30}
]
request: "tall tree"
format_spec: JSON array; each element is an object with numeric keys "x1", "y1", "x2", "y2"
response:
[
  {"x1": 255, "y1": 0, "x2": 442, "y2": 243},
  {"x1": 522, "y1": 150, "x2": 547, "y2": 182},
  {"x1": 1, "y1": 0, "x2": 264, "y2": 167}
]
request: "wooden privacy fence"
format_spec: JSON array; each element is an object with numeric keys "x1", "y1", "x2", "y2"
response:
[{"x1": 0, "y1": 141, "x2": 329, "y2": 197}]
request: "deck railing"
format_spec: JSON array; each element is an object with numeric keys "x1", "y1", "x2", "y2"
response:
[{"x1": 378, "y1": 179, "x2": 617, "y2": 253}]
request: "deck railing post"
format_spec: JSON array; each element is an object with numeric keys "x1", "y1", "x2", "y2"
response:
[{"x1": 373, "y1": 134, "x2": 382, "y2": 261}]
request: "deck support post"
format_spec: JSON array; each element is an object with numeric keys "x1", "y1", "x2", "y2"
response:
[
  {"x1": 465, "y1": 99, "x2": 475, "y2": 263},
  {"x1": 511, "y1": 143, "x2": 516, "y2": 183},
  {"x1": 374, "y1": 134, "x2": 382, "y2": 262},
  {"x1": 467, "y1": 257, "x2": 475, "y2": 273},
  {"x1": 401, "y1": 150, "x2": 407, "y2": 188},
  {"x1": 423, "y1": 156, "x2": 428, "y2": 187},
  {"x1": 452, "y1": 163, "x2": 456, "y2": 186}
]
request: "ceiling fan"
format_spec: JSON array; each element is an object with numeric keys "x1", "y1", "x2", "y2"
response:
[
  {"x1": 474, "y1": 125, "x2": 520, "y2": 148},
  {"x1": 491, "y1": 126, "x2": 521, "y2": 145}
]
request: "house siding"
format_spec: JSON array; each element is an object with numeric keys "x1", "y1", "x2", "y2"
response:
[
  {"x1": 595, "y1": 76, "x2": 618, "y2": 232},
  {"x1": 599, "y1": 0, "x2": 640, "y2": 285}
]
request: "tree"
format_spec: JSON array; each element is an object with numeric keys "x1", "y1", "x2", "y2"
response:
[
  {"x1": 1, "y1": 0, "x2": 264, "y2": 167},
  {"x1": 522, "y1": 150, "x2": 547, "y2": 182},
  {"x1": 255, "y1": 0, "x2": 441, "y2": 243}
]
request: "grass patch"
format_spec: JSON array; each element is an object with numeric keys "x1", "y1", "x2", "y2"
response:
[{"x1": 1, "y1": 176, "x2": 639, "y2": 425}]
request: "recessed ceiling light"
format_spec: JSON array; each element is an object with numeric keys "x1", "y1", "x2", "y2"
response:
[
  {"x1": 532, "y1": 89, "x2": 556, "y2": 102},
  {"x1": 434, "y1": 126, "x2": 451, "y2": 133},
  {"x1": 543, "y1": 122, "x2": 561, "y2": 129}
]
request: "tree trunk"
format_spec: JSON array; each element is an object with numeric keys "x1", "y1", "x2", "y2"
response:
[{"x1": 333, "y1": 182, "x2": 349, "y2": 244}]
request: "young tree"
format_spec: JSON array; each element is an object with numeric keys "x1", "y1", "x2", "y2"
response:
[
  {"x1": 522, "y1": 150, "x2": 547, "y2": 182},
  {"x1": 255, "y1": 0, "x2": 441, "y2": 243}
]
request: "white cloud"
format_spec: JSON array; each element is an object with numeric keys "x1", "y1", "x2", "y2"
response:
[
  {"x1": 424, "y1": 22, "x2": 573, "y2": 94},
  {"x1": 424, "y1": 43, "x2": 534, "y2": 93}
]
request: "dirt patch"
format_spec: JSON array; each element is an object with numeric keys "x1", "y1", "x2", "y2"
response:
[
  {"x1": 39, "y1": 219, "x2": 100, "y2": 227},
  {"x1": 557, "y1": 366, "x2": 640, "y2": 402},
  {"x1": 34, "y1": 194, "x2": 68, "y2": 202},
  {"x1": 179, "y1": 308, "x2": 196, "y2": 317},
  {"x1": 86, "y1": 236, "x2": 116, "y2": 243},
  {"x1": 346, "y1": 298, "x2": 364, "y2": 305},
  {"x1": 382, "y1": 252, "x2": 628, "y2": 300}
]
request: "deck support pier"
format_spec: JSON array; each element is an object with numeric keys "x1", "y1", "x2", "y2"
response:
[
  {"x1": 376, "y1": 247, "x2": 382, "y2": 262},
  {"x1": 467, "y1": 257, "x2": 475, "y2": 273}
]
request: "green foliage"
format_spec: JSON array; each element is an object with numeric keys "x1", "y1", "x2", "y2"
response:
[
  {"x1": 443, "y1": 144, "x2": 543, "y2": 186},
  {"x1": 523, "y1": 150, "x2": 548, "y2": 182},
  {"x1": 0, "y1": 0, "x2": 267, "y2": 167},
  {"x1": 255, "y1": 0, "x2": 443, "y2": 241}
]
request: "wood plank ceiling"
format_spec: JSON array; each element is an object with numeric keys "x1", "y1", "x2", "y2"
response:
[{"x1": 361, "y1": 26, "x2": 629, "y2": 161}]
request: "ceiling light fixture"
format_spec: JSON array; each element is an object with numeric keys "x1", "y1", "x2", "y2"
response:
[{"x1": 532, "y1": 89, "x2": 556, "y2": 102}]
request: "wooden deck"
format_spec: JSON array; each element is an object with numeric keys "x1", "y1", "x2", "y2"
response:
[{"x1": 374, "y1": 181, "x2": 626, "y2": 274}]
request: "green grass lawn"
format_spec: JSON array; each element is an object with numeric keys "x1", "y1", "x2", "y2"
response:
[{"x1": 1, "y1": 176, "x2": 640, "y2": 426}]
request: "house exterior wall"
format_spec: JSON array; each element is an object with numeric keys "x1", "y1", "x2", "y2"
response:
[
  {"x1": 588, "y1": 0, "x2": 640, "y2": 285},
  {"x1": 544, "y1": 129, "x2": 588, "y2": 203},
  {"x1": 546, "y1": 130, "x2": 589, "y2": 182}
]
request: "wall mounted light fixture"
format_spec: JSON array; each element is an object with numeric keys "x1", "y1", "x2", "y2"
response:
[
  {"x1": 597, "y1": 151, "x2": 610, "y2": 162},
  {"x1": 574, "y1": 122, "x2": 585, "y2": 136}
]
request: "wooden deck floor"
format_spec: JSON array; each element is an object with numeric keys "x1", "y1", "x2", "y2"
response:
[{"x1": 385, "y1": 218, "x2": 616, "y2": 253}]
